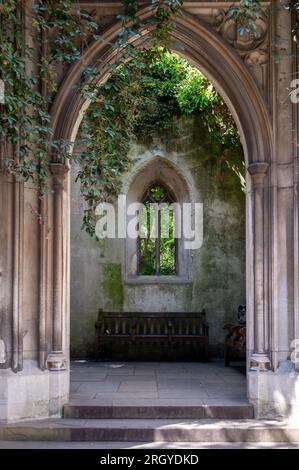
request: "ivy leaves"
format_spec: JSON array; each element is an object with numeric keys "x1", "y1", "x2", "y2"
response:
[
  {"x1": 75, "y1": 47, "x2": 241, "y2": 235},
  {"x1": 0, "y1": 0, "x2": 98, "y2": 187},
  {"x1": 228, "y1": 0, "x2": 262, "y2": 36},
  {"x1": 0, "y1": 0, "x2": 240, "y2": 237}
]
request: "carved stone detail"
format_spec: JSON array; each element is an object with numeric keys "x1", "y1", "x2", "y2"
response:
[
  {"x1": 250, "y1": 353, "x2": 271, "y2": 372},
  {"x1": 46, "y1": 351, "x2": 66, "y2": 371},
  {"x1": 245, "y1": 49, "x2": 268, "y2": 91},
  {"x1": 194, "y1": 8, "x2": 269, "y2": 93},
  {"x1": 219, "y1": 14, "x2": 267, "y2": 53}
]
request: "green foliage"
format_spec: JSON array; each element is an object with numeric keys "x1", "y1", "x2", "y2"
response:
[
  {"x1": 32, "y1": 0, "x2": 98, "y2": 90},
  {"x1": 139, "y1": 238, "x2": 157, "y2": 275},
  {"x1": 150, "y1": 184, "x2": 167, "y2": 201},
  {"x1": 0, "y1": 0, "x2": 185, "y2": 219},
  {"x1": 139, "y1": 189, "x2": 176, "y2": 276},
  {"x1": 76, "y1": 47, "x2": 242, "y2": 235},
  {"x1": 229, "y1": 0, "x2": 262, "y2": 36},
  {"x1": 139, "y1": 196, "x2": 176, "y2": 276},
  {"x1": 0, "y1": 0, "x2": 98, "y2": 187},
  {"x1": 283, "y1": 1, "x2": 299, "y2": 42},
  {"x1": 229, "y1": 0, "x2": 299, "y2": 60},
  {"x1": 0, "y1": 0, "x2": 247, "y2": 238},
  {"x1": 103, "y1": 263, "x2": 124, "y2": 310}
]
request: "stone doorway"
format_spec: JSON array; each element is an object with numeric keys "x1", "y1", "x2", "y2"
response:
[
  {"x1": 51, "y1": 11, "x2": 272, "y2": 418},
  {"x1": 3, "y1": 5, "x2": 287, "y2": 424}
]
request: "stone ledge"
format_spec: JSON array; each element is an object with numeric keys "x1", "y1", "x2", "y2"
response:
[{"x1": 1, "y1": 418, "x2": 299, "y2": 443}]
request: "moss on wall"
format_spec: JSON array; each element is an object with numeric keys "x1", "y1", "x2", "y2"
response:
[
  {"x1": 70, "y1": 114, "x2": 245, "y2": 358},
  {"x1": 103, "y1": 263, "x2": 124, "y2": 311}
]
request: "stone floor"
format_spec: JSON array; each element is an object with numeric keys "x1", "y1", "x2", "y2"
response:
[
  {"x1": 70, "y1": 360, "x2": 247, "y2": 405},
  {"x1": 3, "y1": 363, "x2": 299, "y2": 449}
]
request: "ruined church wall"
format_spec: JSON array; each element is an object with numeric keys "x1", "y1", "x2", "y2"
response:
[{"x1": 70, "y1": 117, "x2": 246, "y2": 358}]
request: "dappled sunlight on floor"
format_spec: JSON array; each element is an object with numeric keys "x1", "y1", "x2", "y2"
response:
[
  {"x1": 70, "y1": 360, "x2": 248, "y2": 405},
  {"x1": 0, "y1": 440, "x2": 298, "y2": 449}
]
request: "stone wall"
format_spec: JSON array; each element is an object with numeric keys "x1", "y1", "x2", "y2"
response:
[
  {"x1": 1, "y1": 2, "x2": 298, "y2": 422},
  {"x1": 70, "y1": 116, "x2": 246, "y2": 358}
]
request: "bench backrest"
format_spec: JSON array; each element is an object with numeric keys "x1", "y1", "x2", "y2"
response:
[{"x1": 96, "y1": 311, "x2": 208, "y2": 336}]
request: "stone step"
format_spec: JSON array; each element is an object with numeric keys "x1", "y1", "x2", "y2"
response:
[
  {"x1": 63, "y1": 403, "x2": 254, "y2": 419},
  {"x1": 1, "y1": 419, "x2": 299, "y2": 442}
]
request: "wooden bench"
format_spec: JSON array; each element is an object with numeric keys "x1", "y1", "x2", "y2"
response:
[{"x1": 95, "y1": 311, "x2": 209, "y2": 361}]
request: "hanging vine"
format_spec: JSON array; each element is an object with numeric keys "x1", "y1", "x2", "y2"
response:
[
  {"x1": 0, "y1": 1, "x2": 298, "y2": 235},
  {"x1": 229, "y1": 0, "x2": 262, "y2": 35},
  {"x1": 0, "y1": 0, "x2": 98, "y2": 184},
  {"x1": 0, "y1": 0, "x2": 184, "y2": 224},
  {"x1": 229, "y1": 1, "x2": 299, "y2": 35},
  {"x1": 77, "y1": 48, "x2": 241, "y2": 234}
]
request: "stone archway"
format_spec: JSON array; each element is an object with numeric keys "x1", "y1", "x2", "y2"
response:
[
  {"x1": 3, "y1": 3, "x2": 299, "y2": 426},
  {"x1": 38, "y1": 9, "x2": 276, "y2": 418}
]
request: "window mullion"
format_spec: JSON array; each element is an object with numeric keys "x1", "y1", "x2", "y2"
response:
[{"x1": 156, "y1": 205, "x2": 161, "y2": 275}]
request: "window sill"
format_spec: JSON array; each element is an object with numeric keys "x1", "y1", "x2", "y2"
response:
[{"x1": 124, "y1": 275, "x2": 192, "y2": 285}]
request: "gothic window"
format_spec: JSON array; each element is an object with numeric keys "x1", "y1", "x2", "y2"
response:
[{"x1": 138, "y1": 182, "x2": 177, "y2": 276}]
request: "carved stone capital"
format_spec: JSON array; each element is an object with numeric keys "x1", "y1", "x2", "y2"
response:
[
  {"x1": 250, "y1": 353, "x2": 271, "y2": 372},
  {"x1": 50, "y1": 163, "x2": 69, "y2": 178},
  {"x1": 46, "y1": 351, "x2": 67, "y2": 371},
  {"x1": 50, "y1": 163, "x2": 69, "y2": 190},
  {"x1": 247, "y1": 162, "x2": 269, "y2": 186}
]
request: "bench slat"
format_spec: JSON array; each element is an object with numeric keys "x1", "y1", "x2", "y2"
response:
[{"x1": 95, "y1": 311, "x2": 209, "y2": 361}]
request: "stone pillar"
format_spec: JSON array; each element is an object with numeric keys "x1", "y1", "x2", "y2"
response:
[
  {"x1": 46, "y1": 163, "x2": 68, "y2": 371},
  {"x1": 248, "y1": 162, "x2": 271, "y2": 371},
  {"x1": 12, "y1": 176, "x2": 24, "y2": 373},
  {"x1": 294, "y1": 173, "x2": 299, "y2": 372},
  {"x1": 293, "y1": 8, "x2": 299, "y2": 374}
]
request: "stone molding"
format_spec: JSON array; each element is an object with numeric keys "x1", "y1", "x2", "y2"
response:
[
  {"x1": 51, "y1": 8, "x2": 273, "y2": 166},
  {"x1": 73, "y1": 3, "x2": 270, "y2": 94},
  {"x1": 248, "y1": 162, "x2": 269, "y2": 186},
  {"x1": 47, "y1": 163, "x2": 69, "y2": 371},
  {"x1": 247, "y1": 162, "x2": 270, "y2": 372},
  {"x1": 50, "y1": 163, "x2": 69, "y2": 188}
]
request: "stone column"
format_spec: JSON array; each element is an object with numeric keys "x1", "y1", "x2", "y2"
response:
[
  {"x1": 46, "y1": 163, "x2": 68, "y2": 371},
  {"x1": 295, "y1": 174, "x2": 299, "y2": 372},
  {"x1": 12, "y1": 176, "x2": 24, "y2": 373},
  {"x1": 248, "y1": 162, "x2": 271, "y2": 371}
]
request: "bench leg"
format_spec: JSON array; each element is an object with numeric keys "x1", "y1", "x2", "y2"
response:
[
  {"x1": 95, "y1": 336, "x2": 102, "y2": 361},
  {"x1": 224, "y1": 344, "x2": 230, "y2": 367},
  {"x1": 205, "y1": 338, "x2": 210, "y2": 361}
]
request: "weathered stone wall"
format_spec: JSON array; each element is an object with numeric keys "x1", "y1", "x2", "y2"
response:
[
  {"x1": 70, "y1": 116, "x2": 246, "y2": 358},
  {"x1": 1, "y1": 1, "x2": 298, "y2": 422}
]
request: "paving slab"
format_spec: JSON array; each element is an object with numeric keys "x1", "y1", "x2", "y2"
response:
[
  {"x1": 77, "y1": 382, "x2": 120, "y2": 393},
  {"x1": 69, "y1": 360, "x2": 247, "y2": 407}
]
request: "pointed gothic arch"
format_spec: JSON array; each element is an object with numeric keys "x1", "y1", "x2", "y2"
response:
[{"x1": 42, "y1": 8, "x2": 275, "y2": 417}]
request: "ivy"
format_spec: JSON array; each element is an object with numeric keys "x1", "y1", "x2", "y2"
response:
[
  {"x1": 229, "y1": 0, "x2": 262, "y2": 36},
  {"x1": 0, "y1": 0, "x2": 184, "y2": 202},
  {"x1": 0, "y1": 0, "x2": 296, "y2": 236},
  {"x1": 32, "y1": 0, "x2": 99, "y2": 91},
  {"x1": 283, "y1": 1, "x2": 299, "y2": 42},
  {"x1": 76, "y1": 48, "x2": 242, "y2": 235},
  {"x1": 0, "y1": 0, "x2": 98, "y2": 187},
  {"x1": 229, "y1": 1, "x2": 299, "y2": 58}
]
